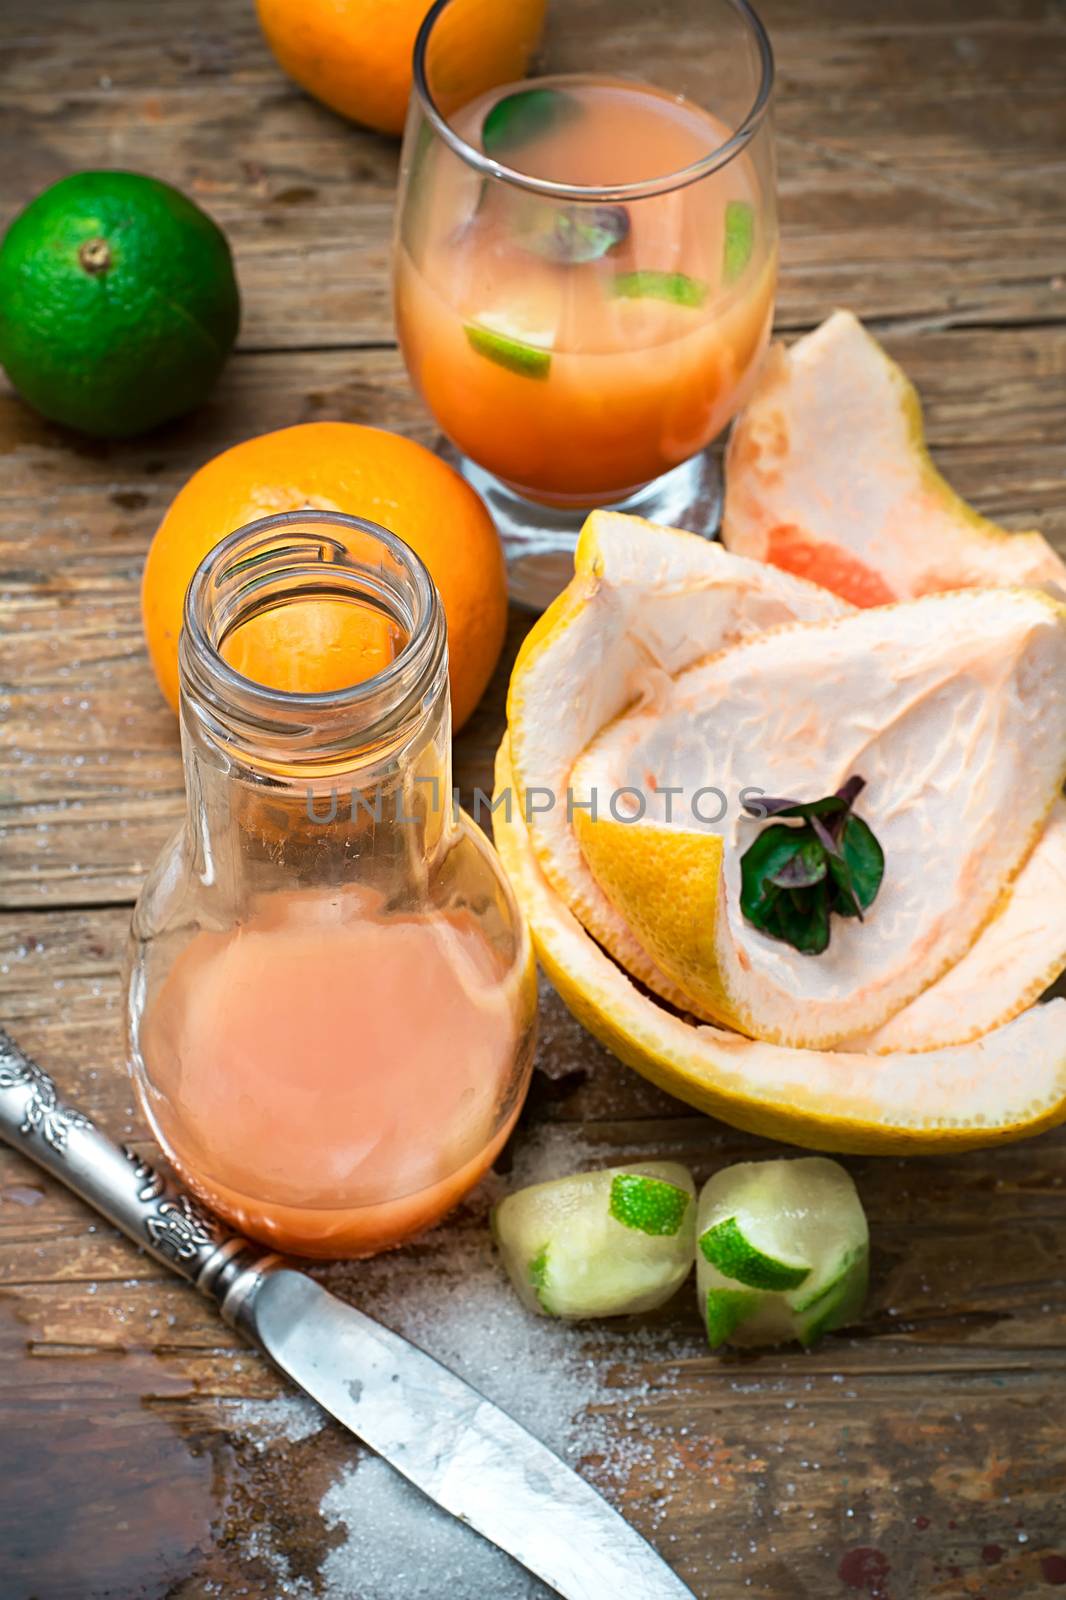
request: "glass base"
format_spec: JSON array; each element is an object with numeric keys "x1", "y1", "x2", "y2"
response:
[{"x1": 439, "y1": 443, "x2": 723, "y2": 613}]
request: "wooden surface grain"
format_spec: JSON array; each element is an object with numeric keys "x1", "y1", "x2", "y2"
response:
[{"x1": 1, "y1": 1, "x2": 1065, "y2": 1597}]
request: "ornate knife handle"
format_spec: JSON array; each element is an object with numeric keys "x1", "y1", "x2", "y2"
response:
[{"x1": 0, "y1": 1027, "x2": 280, "y2": 1328}]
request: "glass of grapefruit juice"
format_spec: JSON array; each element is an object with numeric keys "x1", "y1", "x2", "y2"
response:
[
  {"x1": 126, "y1": 512, "x2": 536, "y2": 1259},
  {"x1": 394, "y1": 0, "x2": 777, "y2": 609}
]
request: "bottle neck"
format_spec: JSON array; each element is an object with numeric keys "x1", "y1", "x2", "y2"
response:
[{"x1": 176, "y1": 513, "x2": 452, "y2": 914}]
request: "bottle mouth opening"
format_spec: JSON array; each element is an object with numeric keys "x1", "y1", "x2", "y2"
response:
[
  {"x1": 180, "y1": 511, "x2": 447, "y2": 758},
  {"x1": 411, "y1": 0, "x2": 775, "y2": 202}
]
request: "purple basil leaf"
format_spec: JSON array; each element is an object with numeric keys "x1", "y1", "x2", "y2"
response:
[
  {"x1": 516, "y1": 202, "x2": 630, "y2": 265},
  {"x1": 768, "y1": 832, "x2": 827, "y2": 888},
  {"x1": 835, "y1": 775, "x2": 866, "y2": 809},
  {"x1": 810, "y1": 813, "x2": 843, "y2": 859}
]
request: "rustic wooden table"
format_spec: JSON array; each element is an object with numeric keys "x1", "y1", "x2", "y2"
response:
[{"x1": 2, "y1": 2, "x2": 1065, "y2": 1596}]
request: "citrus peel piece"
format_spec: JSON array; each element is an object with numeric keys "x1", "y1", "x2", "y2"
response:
[{"x1": 722, "y1": 310, "x2": 1066, "y2": 604}]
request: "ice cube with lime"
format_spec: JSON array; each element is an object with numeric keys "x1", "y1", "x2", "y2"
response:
[
  {"x1": 696, "y1": 1157, "x2": 869, "y2": 1349},
  {"x1": 494, "y1": 1162, "x2": 696, "y2": 1318}
]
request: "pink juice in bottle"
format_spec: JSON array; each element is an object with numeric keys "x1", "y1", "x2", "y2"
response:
[{"x1": 138, "y1": 886, "x2": 530, "y2": 1258}]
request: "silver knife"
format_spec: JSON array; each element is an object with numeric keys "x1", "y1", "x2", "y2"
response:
[{"x1": 0, "y1": 1027, "x2": 695, "y2": 1600}]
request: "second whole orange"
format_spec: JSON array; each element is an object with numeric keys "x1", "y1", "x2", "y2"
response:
[
  {"x1": 255, "y1": 0, "x2": 548, "y2": 137},
  {"x1": 142, "y1": 422, "x2": 508, "y2": 731}
]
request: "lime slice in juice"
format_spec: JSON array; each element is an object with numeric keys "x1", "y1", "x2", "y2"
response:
[
  {"x1": 464, "y1": 322, "x2": 552, "y2": 379},
  {"x1": 723, "y1": 200, "x2": 755, "y2": 283},
  {"x1": 612, "y1": 270, "x2": 708, "y2": 308}
]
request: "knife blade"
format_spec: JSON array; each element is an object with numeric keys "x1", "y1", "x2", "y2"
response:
[
  {"x1": 0, "y1": 1028, "x2": 696, "y2": 1600},
  {"x1": 252, "y1": 1268, "x2": 695, "y2": 1598}
]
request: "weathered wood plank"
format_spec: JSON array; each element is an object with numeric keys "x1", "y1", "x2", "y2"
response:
[{"x1": 2, "y1": 1, "x2": 1066, "y2": 1595}]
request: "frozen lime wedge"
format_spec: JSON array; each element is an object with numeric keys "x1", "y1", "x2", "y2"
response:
[
  {"x1": 612, "y1": 270, "x2": 708, "y2": 308},
  {"x1": 464, "y1": 323, "x2": 552, "y2": 379},
  {"x1": 704, "y1": 1287, "x2": 763, "y2": 1348},
  {"x1": 482, "y1": 88, "x2": 578, "y2": 158},
  {"x1": 609, "y1": 1172, "x2": 691, "y2": 1236},
  {"x1": 527, "y1": 1243, "x2": 552, "y2": 1313},
  {"x1": 793, "y1": 1244, "x2": 869, "y2": 1348},
  {"x1": 697, "y1": 1158, "x2": 869, "y2": 1349},
  {"x1": 698, "y1": 1213, "x2": 810, "y2": 1290},
  {"x1": 493, "y1": 1161, "x2": 696, "y2": 1319},
  {"x1": 723, "y1": 199, "x2": 755, "y2": 283}
]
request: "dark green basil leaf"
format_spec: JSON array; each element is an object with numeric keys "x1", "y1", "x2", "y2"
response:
[
  {"x1": 767, "y1": 881, "x2": 831, "y2": 955},
  {"x1": 739, "y1": 774, "x2": 883, "y2": 952},
  {"x1": 482, "y1": 88, "x2": 578, "y2": 157},
  {"x1": 828, "y1": 814, "x2": 885, "y2": 918},
  {"x1": 740, "y1": 824, "x2": 811, "y2": 926}
]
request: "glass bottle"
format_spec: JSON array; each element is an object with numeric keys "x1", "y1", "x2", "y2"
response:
[{"x1": 127, "y1": 510, "x2": 536, "y2": 1259}]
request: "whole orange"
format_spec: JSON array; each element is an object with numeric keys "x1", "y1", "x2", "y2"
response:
[
  {"x1": 255, "y1": 0, "x2": 547, "y2": 137},
  {"x1": 142, "y1": 422, "x2": 507, "y2": 731}
]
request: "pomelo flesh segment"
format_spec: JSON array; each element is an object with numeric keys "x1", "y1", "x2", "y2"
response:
[
  {"x1": 569, "y1": 588, "x2": 1066, "y2": 1048},
  {"x1": 492, "y1": 1161, "x2": 696, "y2": 1319},
  {"x1": 573, "y1": 814, "x2": 731, "y2": 1025},
  {"x1": 506, "y1": 510, "x2": 851, "y2": 1020},
  {"x1": 493, "y1": 739, "x2": 1066, "y2": 1155},
  {"x1": 722, "y1": 310, "x2": 1066, "y2": 605},
  {"x1": 845, "y1": 799, "x2": 1066, "y2": 1053},
  {"x1": 696, "y1": 1158, "x2": 869, "y2": 1348}
]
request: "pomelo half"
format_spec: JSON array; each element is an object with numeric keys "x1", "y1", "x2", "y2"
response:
[
  {"x1": 494, "y1": 741, "x2": 1066, "y2": 1155},
  {"x1": 721, "y1": 310, "x2": 1066, "y2": 606},
  {"x1": 506, "y1": 509, "x2": 850, "y2": 1017},
  {"x1": 569, "y1": 588, "x2": 1066, "y2": 1048}
]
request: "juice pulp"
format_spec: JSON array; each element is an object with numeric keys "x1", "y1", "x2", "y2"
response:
[
  {"x1": 137, "y1": 888, "x2": 527, "y2": 1257},
  {"x1": 395, "y1": 74, "x2": 777, "y2": 505}
]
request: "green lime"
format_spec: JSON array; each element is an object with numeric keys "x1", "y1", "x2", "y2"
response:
[
  {"x1": 704, "y1": 1287, "x2": 762, "y2": 1349},
  {"x1": 611, "y1": 271, "x2": 708, "y2": 308},
  {"x1": 608, "y1": 1172, "x2": 691, "y2": 1237},
  {"x1": 527, "y1": 1244, "x2": 553, "y2": 1314},
  {"x1": 698, "y1": 1213, "x2": 811, "y2": 1291},
  {"x1": 464, "y1": 322, "x2": 552, "y2": 379},
  {"x1": 723, "y1": 200, "x2": 755, "y2": 284},
  {"x1": 0, "y1": 170, "x2": 240, "y2": 438}
]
